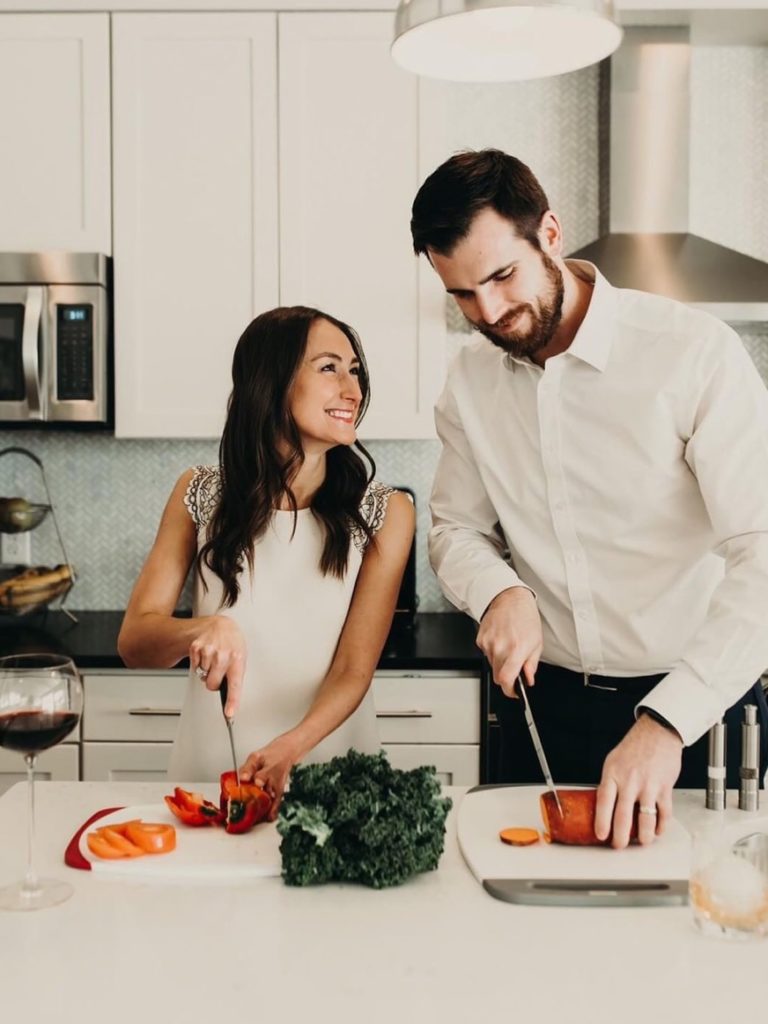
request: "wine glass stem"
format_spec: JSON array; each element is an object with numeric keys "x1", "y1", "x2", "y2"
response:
[{"x1": 23, "y1": 753, "x2": 40, "y2": 896}]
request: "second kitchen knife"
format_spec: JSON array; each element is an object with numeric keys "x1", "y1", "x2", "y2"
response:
[{"x1": 516, "y1": 674, "x2": 563, "y2": 817}]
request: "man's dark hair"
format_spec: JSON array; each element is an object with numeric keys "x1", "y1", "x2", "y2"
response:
[{"x1": 410, "y1": 149, "x2": 550, "y2": 257}]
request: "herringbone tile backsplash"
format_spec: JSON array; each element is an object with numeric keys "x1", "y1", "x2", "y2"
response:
[{"x1": 1, "y1": 50, "x2": 767, "y2": 615}]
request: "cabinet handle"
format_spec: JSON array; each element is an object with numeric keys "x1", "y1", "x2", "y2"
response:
[
  {"x1": 128, "y1": 707, "x2": 181, "y2": 717},
  {"x1": 375, "y1": 710, "x2": 433, "y2": 719}
]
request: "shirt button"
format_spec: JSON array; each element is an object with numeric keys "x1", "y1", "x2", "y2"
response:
[
  {"x1": 577, "y1": 609, "x2": 589, "y2": 620},
  {"x1": 554, "y1": 500, "x2": 565, "y2": 511}
]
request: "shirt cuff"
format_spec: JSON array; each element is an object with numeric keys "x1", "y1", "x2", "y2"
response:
[
  {"x1": 465, "y1": 564, "x2": 536, "y2": 624},
  {"x1": 633, "y1": 665, "x2": 725, "y2": 747}
]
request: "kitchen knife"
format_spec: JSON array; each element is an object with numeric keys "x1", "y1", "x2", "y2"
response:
[
  {"x1": 516, "y1": 674, "x2": 563, "y2": 817},
  {"x1": 219, "y1": 678, "x2": 241, "y2": 795}
]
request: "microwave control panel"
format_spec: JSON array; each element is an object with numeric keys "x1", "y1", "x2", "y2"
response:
[{"x1": 56, "y1": 304, "x2": 94, "y2": 400}]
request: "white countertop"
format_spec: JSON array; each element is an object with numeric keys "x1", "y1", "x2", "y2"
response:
[{"x1": 1, "y1": 782, "x2": 767, "y2": 1024}]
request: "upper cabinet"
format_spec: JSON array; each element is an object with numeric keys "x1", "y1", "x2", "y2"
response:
[
  {"x1": 278, "y1": 13, "x2": 445, "y2": 440},
  {"x1": 112, "y1": 13, "x2": 279, "y2": 438},
  {"x1": 112, "y1": 10, "x2": 445, "y2": 439},
  {"x1": 0, "y1": 13, "x2": 111, "y2": 254}
]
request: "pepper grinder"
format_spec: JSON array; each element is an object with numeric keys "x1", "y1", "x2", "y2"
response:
[
  {"x1": 706, "y1": 720, "x2": 726, "y2": 810},
  {"x1": 738, "y1": 704, "x2": 760, "y2": 812}
]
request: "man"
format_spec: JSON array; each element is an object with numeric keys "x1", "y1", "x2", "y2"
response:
[{"x1": 412, "y1": 149, "x2": 768, "y2": 848}]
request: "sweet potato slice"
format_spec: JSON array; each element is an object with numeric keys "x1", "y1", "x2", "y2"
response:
[
  {"x1": 540, "y1": 789, "x2": 639, "y2": 846},
  {"x1": 499, "y1": 827, "x2": 540, "y2": 846}
]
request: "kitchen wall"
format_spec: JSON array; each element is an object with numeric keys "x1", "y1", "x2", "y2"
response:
[{"x1": 1, "y1": 44, "x2": 766, "y2": 614}]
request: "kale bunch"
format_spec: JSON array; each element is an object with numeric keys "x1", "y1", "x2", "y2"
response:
[{"x1": 277, "y1": 749, "x2": 452, "y2": 888}]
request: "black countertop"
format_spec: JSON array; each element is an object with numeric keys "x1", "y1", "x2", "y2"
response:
[{"x1": 0, "y1": 610, "x2": 483, "y2": 672}]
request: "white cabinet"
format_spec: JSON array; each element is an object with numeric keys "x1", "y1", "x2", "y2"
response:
[
  {"x1": 0, "y1": 745, "x2": 79, "y2": 798},
  {"x1": 373, "y1": 671, "x2": 480, "y2": 786},
  {"x1": 279, "y1": 12, "x2": 446, "y2": 439},
  {"x1": 81, "y1": 670, "x2": 185, "y2": 781},
  {"x1": 112, "y1": 10, "x2": 446, "y2": 440},
  {"x1": 112, "y1": 13, "x2": 279, "y2": 438},
  {"x1": 0, "y1": 13, "x2": 111, "y2": 254},
  {"x1": 77, "y1": 668, "x2": 480, "y2": 785}
]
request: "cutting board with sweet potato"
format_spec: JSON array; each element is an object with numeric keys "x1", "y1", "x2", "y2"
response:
[{"x1": 457, "y1": 785, "x2": 690, "y2": 906}]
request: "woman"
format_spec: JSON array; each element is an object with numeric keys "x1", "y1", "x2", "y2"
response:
[{"x1": 118, "y1": 306, "x2": 414, "y2": 815}]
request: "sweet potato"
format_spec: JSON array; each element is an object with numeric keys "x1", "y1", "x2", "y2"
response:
[
  {"x1": 499, "y1": 827, "x2": 540, "y2": 847},
  {"x1": 540, "y1": 788, "x2": 639, "y2": 846}
]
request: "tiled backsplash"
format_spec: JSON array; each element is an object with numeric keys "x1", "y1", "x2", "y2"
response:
[{"x1": 1, "y1": 47, "x2": 767, "y2": 615}]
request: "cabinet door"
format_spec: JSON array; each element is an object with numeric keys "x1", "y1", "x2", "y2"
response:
[
  {"x1": 0, "y1": 745, "x2": 79, "y2": 798},
  {"x1": 382, "y1": 743, "x2": 479, "y2": 787},
  {"x1": 279, "y1": 12, "x2": 446, "y2": 439},
  {"x1": 372, "y1": 673, "x2": 480, "y2": 744},
  {"x1": 112, "y1": 13, "x2": 279, "y2": 438},
  {"x1": 0, "y1": 13, "x2": 111, "y2": 253},
  {"x1": 83, "y1": 672, "x2": 186, "y2": 743},
  {"x1": 82, "y1": 742, "x2": 172, "y2": 782}
]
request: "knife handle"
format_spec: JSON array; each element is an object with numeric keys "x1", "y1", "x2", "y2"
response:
[{"x1": 219, "y1": 677, "x2": 230, "y2": 717}]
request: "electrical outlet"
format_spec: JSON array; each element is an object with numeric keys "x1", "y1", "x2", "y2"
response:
[{"x1": 1, "y1": 532, "x2": 31, "y2": 566}]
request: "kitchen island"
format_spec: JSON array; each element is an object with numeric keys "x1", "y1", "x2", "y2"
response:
[{"x1": 1, "y1": 782, "x2": 766, "y2": 1024}]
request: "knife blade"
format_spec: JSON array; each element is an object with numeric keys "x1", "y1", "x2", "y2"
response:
[
  {"x1": 516, "y1": 674, "x2": 563, "y2": 817},
  {"x1": 219, "y1": 677, "x2": 241, "y2": 797}
]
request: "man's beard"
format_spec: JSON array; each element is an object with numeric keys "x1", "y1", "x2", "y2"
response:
[{"x1": 468, "y1": 251, "x2": 565, "y2": 359}]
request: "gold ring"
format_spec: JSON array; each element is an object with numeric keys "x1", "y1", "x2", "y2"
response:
[{"x1": 638, "y1": 804, "x2": 657, "y2": 816}]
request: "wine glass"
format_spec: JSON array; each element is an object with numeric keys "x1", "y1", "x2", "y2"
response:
[{"x1": 0, "y1": 653, "x2": 82, "y2": 911}]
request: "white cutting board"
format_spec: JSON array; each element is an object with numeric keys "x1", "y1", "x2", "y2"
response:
[
  {"x1": 457, "y1": 786, "x2": 691, "y2": 905},
  {"x1": 79, "y1": 805, "x2": 282, "y2": 882}
]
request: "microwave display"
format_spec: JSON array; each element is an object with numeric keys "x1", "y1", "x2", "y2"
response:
[{"x1": 57, "y1": 304, "x2": 94, "y2": 401}]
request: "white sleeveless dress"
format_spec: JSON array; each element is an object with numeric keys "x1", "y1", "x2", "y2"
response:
[{"x1": 167, "y1": 466, "x2": 392, "y2": 782}]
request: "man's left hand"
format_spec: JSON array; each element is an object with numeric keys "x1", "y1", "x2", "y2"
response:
[{"x1": 594, "y1": 714, "x2": 683, "y2": 848}]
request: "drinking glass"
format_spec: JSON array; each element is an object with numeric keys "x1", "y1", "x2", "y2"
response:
[
  {"x1": 690, "y1": 816, "x2": 768, "y2": 940},
  {"x1": 0, "y1": 653, "x2": 83, "y2": 911}
]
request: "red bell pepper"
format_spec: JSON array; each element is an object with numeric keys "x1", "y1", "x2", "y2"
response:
[
  {"x1": 164, "y1": 786, "x2": 224, "y2": 827},
  {"x1": 219, "y1": 771, "x2": 271, "y2": 834}
]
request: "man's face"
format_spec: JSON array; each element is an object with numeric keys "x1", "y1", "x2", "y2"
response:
[{"x1": 428, "y1": 207, "x2": 565, "y2": 360}]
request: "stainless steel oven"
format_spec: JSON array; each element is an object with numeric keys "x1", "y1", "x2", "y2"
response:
[{"x1": 0, "y1": 253, "x2": 111, "y2": 427}]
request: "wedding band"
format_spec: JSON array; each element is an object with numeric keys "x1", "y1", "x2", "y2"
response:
[
  {"x1": 195, "y1": 666, "x2": 208, "y2": 681},
  {"x1": 638, "y1": 804, "x2": 657, "y2": 816}
]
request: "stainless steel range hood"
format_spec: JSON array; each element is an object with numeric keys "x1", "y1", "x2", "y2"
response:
[{"x1": 569, "y1": 27, "x2": 768, "y2": 322}]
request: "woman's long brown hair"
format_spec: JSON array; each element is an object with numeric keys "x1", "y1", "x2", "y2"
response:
[{"x1": 197, "y1": 306, "x2": 375, "y2": 607}]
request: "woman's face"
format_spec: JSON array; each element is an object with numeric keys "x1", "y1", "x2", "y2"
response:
[{"x1": 288, "y1": 318, "x2": 363, "y2": 453}]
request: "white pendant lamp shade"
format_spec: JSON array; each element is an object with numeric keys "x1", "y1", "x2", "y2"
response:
[{"x1": 391, "y1": 0, "x2": 623, "y2": 82}]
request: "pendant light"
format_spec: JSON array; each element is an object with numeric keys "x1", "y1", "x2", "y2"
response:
[{"x1": 391, "y1": 0, "x2": 623, "y2": 82}]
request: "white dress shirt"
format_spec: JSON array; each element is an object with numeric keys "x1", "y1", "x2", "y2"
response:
[{"x1": 429, "y1": 261, "x2": 768, "y2": 745}]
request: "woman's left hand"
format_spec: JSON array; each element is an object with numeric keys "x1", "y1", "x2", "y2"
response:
[{"x1": 239, "y1": 733, "x2": 302, "y2": 820}]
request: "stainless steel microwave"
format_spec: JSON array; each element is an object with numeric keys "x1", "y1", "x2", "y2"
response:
[{"x1": 0, "y1": 253, "x2": 111, "y2": 427}]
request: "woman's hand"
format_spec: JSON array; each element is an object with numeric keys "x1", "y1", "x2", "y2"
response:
[
  {"x1": 239, "y1": 733, "x2": 303, "y2": 820},
  {"x1": 188, "y1": 615, "x2": 246, "y2": 717}
]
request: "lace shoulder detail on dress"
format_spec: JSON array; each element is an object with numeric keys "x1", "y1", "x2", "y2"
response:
[
  {"x1": 183, "y1": 465, "x2": 221, "y2": 531},
  {"x1": 350, "y1": 481, "x2": 396, "y2": 554}
]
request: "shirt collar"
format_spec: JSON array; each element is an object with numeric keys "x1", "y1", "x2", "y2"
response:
[
  {"x1": 503, "y1": 259, "x2": 617, "y2": 374},
  {"x1": 563, "y1": 259, "x2": 617, "y2": 373}
]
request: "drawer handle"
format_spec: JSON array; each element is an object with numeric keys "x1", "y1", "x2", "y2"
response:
[
  {"x1": 375, "y1": 710, "x2": 433, "y2": 719},
  {"x1": 128, "y1": 707, "x2": 182, "y2": 717}
]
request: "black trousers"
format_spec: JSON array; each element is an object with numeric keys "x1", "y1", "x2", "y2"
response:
[{"x1": 495, "y1": 662, "x2": 768, "y2": 789}]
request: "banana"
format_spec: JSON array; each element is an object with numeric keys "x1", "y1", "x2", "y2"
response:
[{"x1": 0, "y1": 564, "x2": 74, "y2": 607}]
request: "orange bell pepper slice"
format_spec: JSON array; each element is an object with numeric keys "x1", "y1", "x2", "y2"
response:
[
  {"x1": 96, "y1": 826, "x2": 146, "y2": 857},
  {"x1": 125, "y1": 821, "x2": 176, "y2": 854},
  {"x1": 87, "y1": 832, "x2": 132, "y2": 860}
]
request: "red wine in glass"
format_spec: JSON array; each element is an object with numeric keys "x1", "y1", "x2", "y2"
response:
[
  {"x1": 0, "y1": 652, "x2": 83, "y2": 912},
  {"x1": 0, "y1": 709, "x2": 80, "y2": 754}
]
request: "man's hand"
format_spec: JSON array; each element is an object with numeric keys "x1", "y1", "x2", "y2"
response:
[
  {"x1": 595, "y1": 714, "x2": 683, "y2": 848},
  {"x1": 476, "y1": 587, "x2": 542, "y2": 696}
]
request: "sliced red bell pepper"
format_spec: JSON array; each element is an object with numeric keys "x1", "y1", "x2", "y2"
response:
[
  {"x1": 219, "y1": 771, "x2": 271, "y2": 834},
  {"x1": 164, "y1": 786, "x2": 224, "y2": 827}
]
